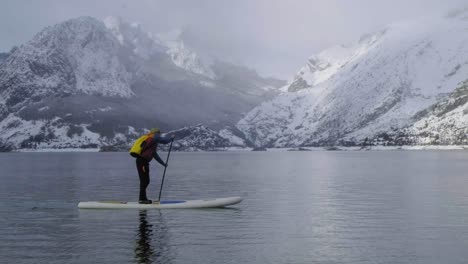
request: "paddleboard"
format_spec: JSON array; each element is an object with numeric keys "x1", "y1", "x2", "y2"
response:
[{"x1": 78, "y1": 196, "x2": 242, "y2": 209}]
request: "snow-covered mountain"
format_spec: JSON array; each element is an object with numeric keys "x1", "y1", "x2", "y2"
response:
[
  {"x1": 238, "y1": 12, "x2": 468, "y2": 147},
  {"x1": 285, "y1": 30, "x2": 386, "y2": 93},
  {"x1": 103, "y1": 17, "x2": 215, "y2": 79},
  {"x1": 400, "y1": 80, "x2": 468, "y2": 145},
  {"x1": 0, "y1": 52, "x2": 8, "y2": 65},
  {"x1": 163, "y1": 125, "x2": 247, "y2": 151},
  {"x1": 1, "y1": 17, "x2": 133, "y2": 108},
  {"x1": 0, "y1": 16, "x2": 284, "y2": 151}
]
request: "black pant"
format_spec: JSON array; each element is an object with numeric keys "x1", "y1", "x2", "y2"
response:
[{"x1": 136, "y1": 158, "x2": 150, "y2": 201}]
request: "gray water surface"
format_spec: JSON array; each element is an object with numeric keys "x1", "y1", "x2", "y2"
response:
[{"x1": 1, "y1": 151, "x2": 468, "y2": 264}]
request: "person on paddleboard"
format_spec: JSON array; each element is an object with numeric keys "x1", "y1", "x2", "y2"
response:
[{"x1": 130, "y1": 128, "x2": 175, "y2": 204}]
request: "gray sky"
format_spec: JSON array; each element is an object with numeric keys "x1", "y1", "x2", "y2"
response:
[{"x1": 1, "y1": 0, "x2": 467, "y2": 78}]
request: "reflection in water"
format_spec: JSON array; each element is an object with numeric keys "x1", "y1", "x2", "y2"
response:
[
  {"x1": 135, "y1": 210, "x2": 154, "y2": 264},
  {"x1": 135, "y1": 210, "x2": 173, "y2": 264}
]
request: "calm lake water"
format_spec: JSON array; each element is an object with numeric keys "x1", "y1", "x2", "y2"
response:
[{"x1": 1, "y1": 150, "x2": 468, "y2": 264}]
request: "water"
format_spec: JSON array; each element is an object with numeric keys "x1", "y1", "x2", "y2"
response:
[{"x1": 1, "y1": 150, "x2": 468, "y2": 264}]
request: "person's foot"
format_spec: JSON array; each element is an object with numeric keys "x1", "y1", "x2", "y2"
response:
[{"x1": 139, "y1": 199, "x2": 152, "y2": 204}]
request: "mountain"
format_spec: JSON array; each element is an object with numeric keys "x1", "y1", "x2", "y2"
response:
[
  {"x1": 98, "y1": 125, "x2": 248, "y2": 152},
  {"x1": 396, "y1": 80, "x2": 468, "y2": 145},
  {"x1": 164, "y1": 125, "x2": 247, "y2": 151},
  {"x1": 0, "y1": 16, "x2": 284, "y2": 151},
  {"x1": 238, "y1": 12, "x2": 468, "y2": 147},
  {"x1": 103, "y1": 17, "x2": 215, "y2": 79},
  {"x1": 0, "y1": 52, "x2": 8, "y2": 64}
]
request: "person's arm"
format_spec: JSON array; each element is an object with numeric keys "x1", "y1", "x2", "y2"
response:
[
  {"x1": 154, "y1": 134, "x2": 174, "y2": 144},
  {"x1": 153, "y1": 152, "x2": 166, "y2": 167}
]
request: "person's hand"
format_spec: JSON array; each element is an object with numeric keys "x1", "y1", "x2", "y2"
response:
[
  {"x1": 163, "y1": 162, "x2": 168, "y2": 168},
  {"x1": 170, "y1": 134, "x2": 175, "y2": 139}
]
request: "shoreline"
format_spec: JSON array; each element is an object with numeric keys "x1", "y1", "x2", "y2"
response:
[
  {"x1": 14, "y1": 148, "x2": 100, "y2": 153},
  {"x1": 8, "y1": 145, "x2": 468, "y2": 153}
]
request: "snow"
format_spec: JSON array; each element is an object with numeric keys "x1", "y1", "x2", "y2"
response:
[
  {"x1": 281, "y1": 29, "x2": 386, "y2": 93},
  {"x1": 157, "y1": 30, "x2": 215, "y2": 78},
  {"x1": 218, "y1": 128, "x2": 246, "y2": 146},
  {"x1": 103, "y1": 16, "x2": 124, "y2": 44},
  {"x1": 0, "y1": 114, "x2": 44, "y2": 146},
  {"x1": 0, "y1": 113, "x2": 134, "y2": 150},
  {"x1": 165, "y1": 40, "x2": 215, "y2": 79},
  {"x1": 238, "y1": 14, "x2": 468, "y2": 147},
  {"x1": 0, "y1": 16, "x2": 285, "y2": 151},
  {"x1": 403, "y1": 82, "x2": 468, "y2": 145},
  {"x1": 0, "y1": 16, "x2": 134, "y2": 100},
  {"x1": 104, "y1": 16, "x2": 166, "y2": 60},
  {"x1": 104, "y1": 16, "x2": 215, "y2": 79}
]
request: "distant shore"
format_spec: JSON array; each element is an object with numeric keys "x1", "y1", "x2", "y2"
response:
[{"x1": 9, "y1": 145, "x2": 468, "y2": 153}]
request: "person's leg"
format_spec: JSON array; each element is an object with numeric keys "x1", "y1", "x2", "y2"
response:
[
  {"x1": 136, "y1": 158, "x2": 150, "y2": 201},
  {"x1": 142, "y1": 162, "x2": 150, "y2": 200}
]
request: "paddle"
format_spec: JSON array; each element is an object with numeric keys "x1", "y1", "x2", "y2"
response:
[{"x1": 158, "y1": 138, "x2": 174, "y2": 201}]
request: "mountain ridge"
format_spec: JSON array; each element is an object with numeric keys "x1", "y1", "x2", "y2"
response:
[
  {"x1": 0, "y1": 16, "x2": 284, "y2": 151},
  {"x1": 238, "y1": 14, "x2": 468, "y2": 147}
]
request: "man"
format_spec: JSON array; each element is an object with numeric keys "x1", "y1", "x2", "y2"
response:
[{"x1": 130, "y1": 128, "x2": 174, "y2": 204}]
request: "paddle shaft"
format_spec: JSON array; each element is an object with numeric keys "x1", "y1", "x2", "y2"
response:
[{"x1": 158, "y1": 139, "x2": 174, "y2": 201}]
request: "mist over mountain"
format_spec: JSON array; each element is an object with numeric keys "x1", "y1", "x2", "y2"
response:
[
  {"x1": 0, "y1": 16, "x2": 284, "y2": 151},
  {"x1": 238, "y1": 11, "x2": 468, "y2": 147}
]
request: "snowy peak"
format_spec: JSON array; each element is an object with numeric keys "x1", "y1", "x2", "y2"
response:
[
  {"x1": 104, "y1": 16, "x2": 214, "y2": 78},
  {"x1": 158, "y1": 28, "x2": 215, "y2": 79},
  {"x1": 239, "y1": 14, "x2": 468, "y2": 147},
  {"x1": 0, "y1": 16, "x2": 133, "y2": 113},
  {"x1": 165, "y1": 40, "x2": 215, "y2": 79},
  {"x1": 103, "y1": 16, "x2": 166, "y2": 59},
  {"x1": 286, "y1": 29, "x2": 386, "y2": 92}
]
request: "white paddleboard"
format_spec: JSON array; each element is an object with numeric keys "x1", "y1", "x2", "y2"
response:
[{"x1": 78, "y1": 196, "x2": 242, "y2": 209}]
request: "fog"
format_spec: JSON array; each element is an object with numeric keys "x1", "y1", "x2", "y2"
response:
[{"x1": 1, "y1": 0, "x2": 466, "y2": 78}]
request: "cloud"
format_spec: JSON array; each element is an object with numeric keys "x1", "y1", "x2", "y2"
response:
[{"x1": 1, "y1": 0, "x2": 466, "y2": 78}]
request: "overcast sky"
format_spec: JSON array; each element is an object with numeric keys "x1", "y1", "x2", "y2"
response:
[{"x1": 1, "y1": 0, "x2": 467, "y2": 78}]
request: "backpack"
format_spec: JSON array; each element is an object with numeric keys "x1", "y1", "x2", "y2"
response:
[{"x1": 129, "y1": 135, "x2": 149, "y2": 158}]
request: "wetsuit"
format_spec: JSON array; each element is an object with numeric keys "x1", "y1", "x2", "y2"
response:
[{"x1": 135, "y1": 134, "x2": 172, "y2": 201}]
